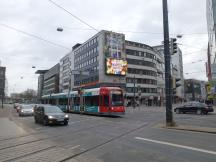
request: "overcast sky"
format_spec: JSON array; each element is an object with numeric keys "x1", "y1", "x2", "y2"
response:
[{"x1": 0, "y1": 0, "x2": 208, "y2": 94}]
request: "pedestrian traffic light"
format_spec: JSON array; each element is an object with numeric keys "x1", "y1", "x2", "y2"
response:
[{"x1": 170, "y1": 38, "x2": 178, "y2": 55}]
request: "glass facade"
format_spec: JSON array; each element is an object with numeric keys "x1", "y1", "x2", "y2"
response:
[{"x1": 74, "y1": 37, "x2": 99, "y2": 86}]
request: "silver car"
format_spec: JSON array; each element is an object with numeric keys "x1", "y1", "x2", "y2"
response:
[{"x1": 19, "y1": 105, "x2": 34, "y2": 117}]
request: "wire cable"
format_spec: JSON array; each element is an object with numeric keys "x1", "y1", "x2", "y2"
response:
[
  {"x1": 61, "y1": 26, "x2": 208, "y2": 36},
  {"x1": 48, "y1": 0, "x2": 99, "y2": 32},
  {"x1": 184, "y1": 71, "x2": 206, "y2": 74},
  {"x1": 0, "y1": 23, "x2": 71, "y2": 51},
  {"x1": 183, "y1": 60, "x2": 205, "y2": 65},
  {"x1": 183, "y1": 49, "x2": 207, "y2": 56}
]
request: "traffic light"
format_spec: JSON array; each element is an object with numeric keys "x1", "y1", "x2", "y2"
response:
[
  {"x1": 172, "y1": 77, "x2": 181, "y2": 95},
  {"x1": 170, "y1": 38, "x2": 178, "y2": 55}
]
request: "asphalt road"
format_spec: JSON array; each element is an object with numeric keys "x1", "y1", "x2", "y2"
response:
[{"x1": 0, "y1": 105, "x2": 216, "y2": 162}]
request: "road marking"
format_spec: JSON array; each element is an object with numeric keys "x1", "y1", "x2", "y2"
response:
[
  {"x1": 70, "y1": 145, "x2": 80, "y2": 150},
  {"x1": 69, "y1": 118, "x2": 101, "y2": 124},
  {"x1": 135, "y1": 137, "x2": 216, "y2": 155}
]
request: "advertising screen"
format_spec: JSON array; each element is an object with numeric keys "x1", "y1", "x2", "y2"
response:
[{"x1": 106, "y1": 58, "x2": 127, "y2": 75}]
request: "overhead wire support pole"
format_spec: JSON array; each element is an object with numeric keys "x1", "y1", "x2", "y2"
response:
[{"x1": 162, "y1": 0, "x2": 173, "y2": 126}]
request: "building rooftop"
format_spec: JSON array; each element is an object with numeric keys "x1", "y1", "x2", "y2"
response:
[{"x1": 35, "y1": 70, "x2": 48, "y2": 74}]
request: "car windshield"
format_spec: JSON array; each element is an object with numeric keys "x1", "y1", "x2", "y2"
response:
[
  {"x1": 111, "y1": 91, "x2": 123, "y2": 106},
  {"x1": 22, "y1": 105, "x2": 33, "y2": 109},
  {"x1": 44, "y1": 106, "x2": 63, "y2": 113}
]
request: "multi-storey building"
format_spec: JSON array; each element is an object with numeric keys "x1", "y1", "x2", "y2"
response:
[
  {"x1": 206, "y1": 0, "x2": 216, "y2": 80},
  {"x1": 59, "y1": 52, "x2": 72, "y2": 93},
  {"x1": 185, "y1": 79, "x2": 207, "y2": 101},
  {"x1": 35, "y1": 70, "x2": 48, "y2": 100},
  {"x1": 125, "y1": 41, "x2": 159, "y2": 106},
  {"x1": 43, "y1": 63, "x2": 60, "y2": 95},
  {"x1": 71, "y1": 30, "x2": 126, "y2": 89},
  {"x1": 153, "y1": 45, "x2": 184, "y2": 102}
]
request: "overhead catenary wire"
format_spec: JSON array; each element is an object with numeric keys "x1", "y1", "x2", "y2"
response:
[
  {"x1": 61, "y1": 26, "x2": 208, "y2": 36},
  {"x1": 184, "y1": 71, "x2": 206, "y2": 74},
  {"x1": 183, "y1": 60, "x2": 206, "y2": 65},
  {"x1": 0, "y1": 23, "x2": 71, "y2": 51},
  {"x1": 182, "y1": 49, "x2": 207, "y2": 56},
  {"x1": 48, "y1": 0, "x2": 99, "y2": 32}
]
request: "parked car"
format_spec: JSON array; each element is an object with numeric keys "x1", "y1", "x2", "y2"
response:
[
  {"x1": 174, "y1": 101, "x2": 214, "y2": 115},
  {"x1": 34, "y1": 105, "x2": 69, "y2": 126},
  {"x1": 19, "y1": 105, "x2": 34, "y2": 117}
]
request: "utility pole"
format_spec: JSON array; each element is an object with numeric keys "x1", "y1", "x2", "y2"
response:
[{"x1": 162, "y1": 0, "x2": 173, "y2": 126}]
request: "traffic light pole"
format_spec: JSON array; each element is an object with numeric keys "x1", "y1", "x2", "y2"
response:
[{"x1": 162, "y1": 0, "x2": 173, "y2": 126}]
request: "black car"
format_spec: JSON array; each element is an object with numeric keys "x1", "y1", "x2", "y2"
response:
[
  {"x1": 34, "y1": 105, "x2": 69, "y2": 125},
  {"x1": 174, "y1": 101, "x2": 214, "y2": 115}
]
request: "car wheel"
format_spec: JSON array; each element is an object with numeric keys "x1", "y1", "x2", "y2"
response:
[
  {"x1": 64, "y1": 121, "x2": 68, "y2": 126},
  {"x1": 196, "y1": 109, "x2": 202, "y2": 115},
  {"x1": 43, "y1": 118, "x2": 48, "y2": 126},
  {"x1": 176, "y1": 109, "x2": 180, "y2": 114}
]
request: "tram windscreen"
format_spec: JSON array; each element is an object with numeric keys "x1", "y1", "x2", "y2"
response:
[{"x1": 111, "y1": 91, "x2": 123, "y2": 106}]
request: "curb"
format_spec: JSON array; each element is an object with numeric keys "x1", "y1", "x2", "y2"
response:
[{"x1": 155, "y1": 124, "x2": 216, "y2": 134}]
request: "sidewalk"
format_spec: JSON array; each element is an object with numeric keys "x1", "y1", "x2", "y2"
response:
[{"x1": 0, "y1": 105, "x2": 26, "y2": 140}]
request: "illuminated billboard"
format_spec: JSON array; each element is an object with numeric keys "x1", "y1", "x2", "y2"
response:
[{"x1": 106, "y1": 58, "x2": 127, "y2": 75}]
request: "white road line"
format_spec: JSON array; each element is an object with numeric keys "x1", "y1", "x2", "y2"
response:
[
  {"x1": 69, "y1": 118, "x2": 101, "y2": 124},
  {"x1": 135, "y1": 137, "x2": 216, "y2": 156},
  {"x1": 70, "y1": 145, "x2": 80, "y2": 150}
]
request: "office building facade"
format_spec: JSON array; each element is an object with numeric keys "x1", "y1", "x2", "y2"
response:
[
  {"x1": 125, "y1": 41, "x2": 159, "y2": 106},
  {"x1": 185, "y1": 79, "x2": 207, "y2": 101},
  {"x1": 153, "y1": 45, "x2": 185, "y2": 102},
  {"x1": 71, "y1": 30, "x2": 126, "y2": 89},
  {"x1": 43, "y1": 63, "x2": 60, "y2": 95},
  {"x1": 206, "y1": 0, "x2": 216, "y2": 80}
]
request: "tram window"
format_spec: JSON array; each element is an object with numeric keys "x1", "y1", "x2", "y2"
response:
[
  {"x1": 111, "y1": 92, "x2": 123, "y2": 106},
  {"x1": 85, "y1": 96, "x2": 99, "y2": 106},
  {"x1": 74, "y1": 97, "x2": 80, "y2": 106}
]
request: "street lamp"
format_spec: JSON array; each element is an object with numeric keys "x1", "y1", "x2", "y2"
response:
[{"x1": 57, "y1": 27, "x2": 63, "y2": 32}]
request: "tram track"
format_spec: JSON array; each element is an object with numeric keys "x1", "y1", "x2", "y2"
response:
[
  {"x1": 60, "y1": 122, "x2": 149, "y2": 162},
  {"x1": 0, "y1": 119, "x2": 103, "y2": 151}
]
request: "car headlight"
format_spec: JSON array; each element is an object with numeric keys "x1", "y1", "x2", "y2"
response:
[
  {"x1": 21, "y1": 110, "x2": 24, "y2": 112},
  {"x1": 65, "y1": 114, "x2": 69, "y2": 118},
  {"x1": 48, "y1": 116, "x2": 54, "y2": 119}
]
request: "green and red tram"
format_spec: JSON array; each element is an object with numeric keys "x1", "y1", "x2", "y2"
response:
[{"x1": 41, "y1": 87, "x2": 125, "y2": 116}]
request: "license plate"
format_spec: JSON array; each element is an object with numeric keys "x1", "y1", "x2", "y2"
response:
[{"x1": 57, "y1": 118, "x2": 64, "y2": 122}]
